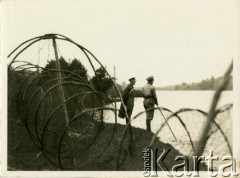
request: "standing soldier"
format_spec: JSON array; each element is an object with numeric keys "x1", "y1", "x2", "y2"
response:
[
  {"x1": 118, "y1": 77, "x2": 136, "y2": 123},
  {"x1": 142, "y1": 76, "x2": 158, "y2": 132}
]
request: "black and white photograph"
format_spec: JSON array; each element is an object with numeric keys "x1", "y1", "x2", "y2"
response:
[{"x1": 1, "y1": 0, "x2": 240, "y2": 177}]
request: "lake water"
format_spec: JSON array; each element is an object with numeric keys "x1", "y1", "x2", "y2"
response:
[{"x1": 104, "y1": 91, "x2": 233, "y2": 169}]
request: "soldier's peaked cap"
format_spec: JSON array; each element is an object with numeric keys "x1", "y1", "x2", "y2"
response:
[
  {"x1": 146, "y1": 76, "x2": 154, "y2": 81},
  {"x1": 129, "y1": 77, "x2": 136, "y2": 82}
]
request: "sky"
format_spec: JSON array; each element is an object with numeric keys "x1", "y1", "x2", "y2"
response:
[{"x1": 2, "y1": 0, "x2": 240, "y2": 87}]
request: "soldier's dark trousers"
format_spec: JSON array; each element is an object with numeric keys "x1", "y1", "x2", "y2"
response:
[{"x1": 146, "y1": 119, "x2": 151, "y2": 132}]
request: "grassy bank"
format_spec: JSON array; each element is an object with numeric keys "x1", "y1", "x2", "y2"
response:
[{"x1": 8, "y1": 118, "x2": 207, "y2": 171}]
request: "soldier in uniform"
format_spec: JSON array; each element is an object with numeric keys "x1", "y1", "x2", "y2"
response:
[
  {"x1": 118, "y1": 77, "x2": 136, "y2": 123},
  {"x1": 142, "y1": 76, "x2": 158, "y2": 132}
]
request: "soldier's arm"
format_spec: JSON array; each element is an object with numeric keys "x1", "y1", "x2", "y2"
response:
[
  {"x1": 122, "y1": 85, "x2": 131, "y2": 103},
  {"x1": 152, "y1": 87, "x2": 158, "y2": 105}
]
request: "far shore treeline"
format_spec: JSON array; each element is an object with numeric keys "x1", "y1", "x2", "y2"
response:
[
  {"x1": 114, "y1": 76, "x2": 232, "y2": 96},
  {"x1": 155, "y1": 76, "x2": 232, "y2": 91},
  {"x1": 110, "y1": 76, "x2": 232, "y2": 98}
]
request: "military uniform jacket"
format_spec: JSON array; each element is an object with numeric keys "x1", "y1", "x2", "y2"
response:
[
  {"x1": 118, "y1": 83, "x2": 134, "y2": 118},
  {"x1": 142, "y1": 83, "x2": 158, "y2": 107}
]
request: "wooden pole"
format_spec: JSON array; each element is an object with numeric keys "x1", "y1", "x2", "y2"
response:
[
  {"x1": 114, "y1": 65, "x2": 117, "y2": 123},
  {"x1": 113, "y1": 65, "x2": 120, "y2": 137},
  {"x1": 37, "y1": 42, "x2": 40, "y2": 73},
  {"x1": 52, "y1": 38, "x2": 69, "y2": 128},
  {"x1": 52, "y1": 37, "x2": 77, "y2": 167}
]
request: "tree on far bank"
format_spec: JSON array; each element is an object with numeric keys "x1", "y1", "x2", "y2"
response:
[{"x1": 91, "y1": 66, "x2": 113, "y2": 94}]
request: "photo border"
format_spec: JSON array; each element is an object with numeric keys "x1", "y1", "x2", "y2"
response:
[{"x1": 1, "y1": 1, "x2": 240, "y2": 177}]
